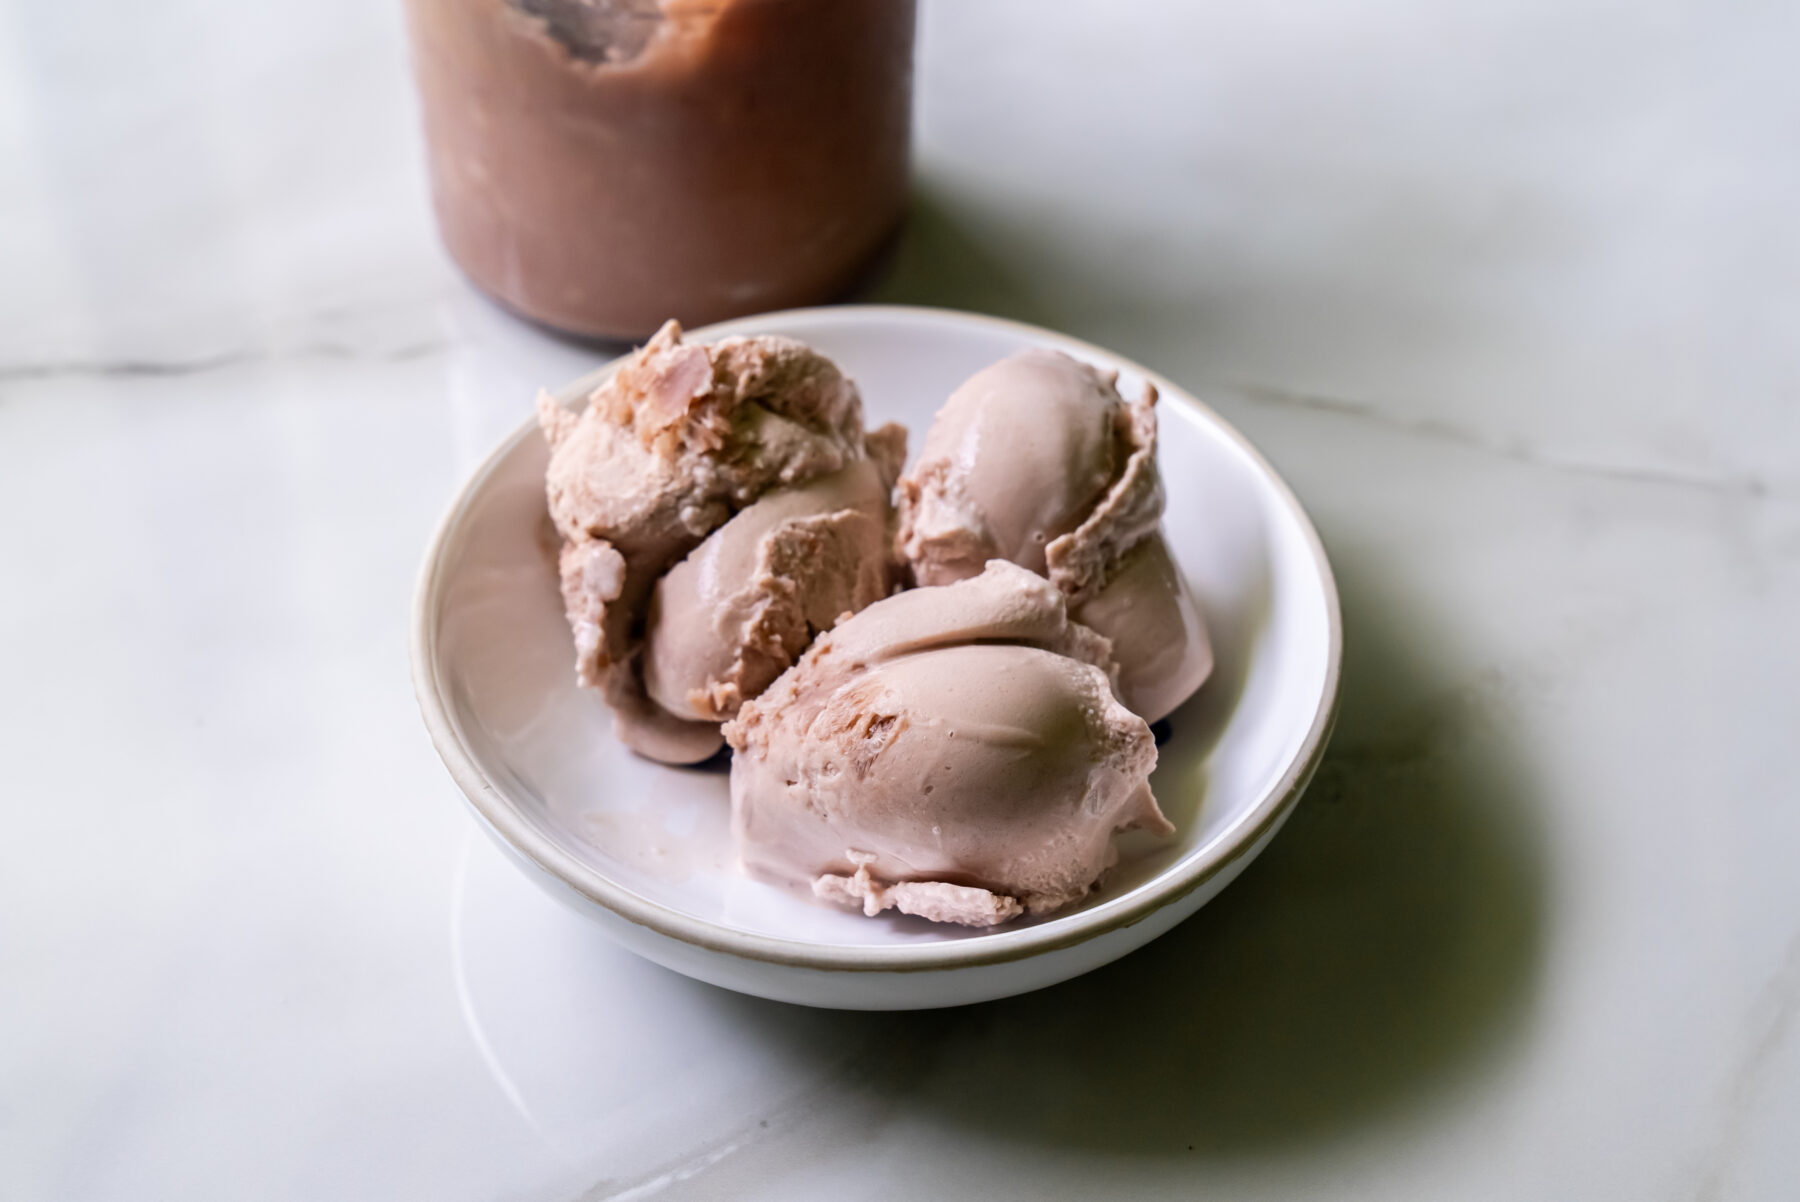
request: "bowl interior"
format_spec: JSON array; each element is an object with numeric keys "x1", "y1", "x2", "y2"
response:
[{"x1": 425, "y1": 308, "x2": 1335, "y2": 952}]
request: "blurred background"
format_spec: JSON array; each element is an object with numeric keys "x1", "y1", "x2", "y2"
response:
[{"x1": 3, "y1": 1, "x2": 1797, "y2": 1199}]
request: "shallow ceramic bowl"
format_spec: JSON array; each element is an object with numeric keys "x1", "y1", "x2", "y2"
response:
[{"x1": 412, "y1": 306, "x2": 1341, "y2": 1010}]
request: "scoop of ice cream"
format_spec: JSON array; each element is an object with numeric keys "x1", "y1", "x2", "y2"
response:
[
  {"x1": 725, "y1": 561, "x2": 1168, "y2": 926},
  {"x1": 895, "y1": 348, "x2": 1211, "y2": 721},
  {"x1": 642, "y1": 455, "x2": 897, "y2": 723},
  {"x1": 539, "y1": 320, "x2": 887, "y2": 763},
  {"x1": 1071, "y1": 532, "x2": 1213, "y2": 723},
  {"x1": 896, "y1": 349, "x2": 1159, "y2": 590}
]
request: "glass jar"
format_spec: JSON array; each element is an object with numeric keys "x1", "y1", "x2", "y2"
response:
[{"x1": 404, "y1": 0, "x2": 917, "y2": 341}]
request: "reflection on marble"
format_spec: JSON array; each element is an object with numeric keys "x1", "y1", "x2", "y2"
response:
[{"x1": 3, "y1": 0, "x2": 1798, "y2": 1199}]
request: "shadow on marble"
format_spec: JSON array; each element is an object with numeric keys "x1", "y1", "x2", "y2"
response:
[
  {"x1": 451, "y1": 562, "x2": 1546, "y2": 1191},
  {"x1": 696, "y1": 564, "x2": 1549, "y2": 1166},
  {"x1": 825, "y1": 563, "x2": 1543, "y2": 1157},
  {"x1": 852, "y1": 187, "x2": 1068, "y2": 332},
  {"x1": 861, "y1": 177, "x2": 1550, "y2": 423}
]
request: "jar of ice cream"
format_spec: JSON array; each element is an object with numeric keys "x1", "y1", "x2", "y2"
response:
[{"x1": 402, "y1": 0, "x2": 917, "y2": 342}]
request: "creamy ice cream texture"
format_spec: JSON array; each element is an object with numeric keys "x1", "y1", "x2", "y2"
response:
[
  {"x1": 895, "y1": 349, "x2": 1212, "y2": 723},
  {"x1": 539, "y1": 320, "x2": 902, "y2": 763},
  {"x1": 539, "y1": 334, "x2": 1209, "y2": 929},
  {"x1": 726, "y1": 562, "x2": 1169, "y2": 927},
  {"x1": 642, "y1": 453, "x2": 897, "y2": 723}
]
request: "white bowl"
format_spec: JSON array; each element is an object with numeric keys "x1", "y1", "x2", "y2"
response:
[{"x1": 411, "y1": 305, "x2": 1341, "y2": 1010}]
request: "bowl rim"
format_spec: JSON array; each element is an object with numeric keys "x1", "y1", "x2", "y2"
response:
[{"x1": 410, "y1": 304, "x2": 1342, "y2": 974}]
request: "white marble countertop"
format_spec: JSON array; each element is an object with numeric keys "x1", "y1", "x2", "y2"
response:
[{"x1": 5, "y1": 1, "x2": 1797, "y2": 1198}]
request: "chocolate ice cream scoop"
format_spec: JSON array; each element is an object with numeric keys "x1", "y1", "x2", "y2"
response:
[
  {"x1": 539, "y1": 321, "x2": 898, "y2": 762},
  {"x1": 1071, "y1": 532, "x2": 1213, "y2": 726},
  {"x1": 896, "y1": 349, "x2": 1144, "y2": 583},
  {"x1": 642, "y1": 454, "x2": 899, "y2": 724},
  {"x1": 895, "y1": 349, "x2": 1210, "y2": 722},
  {"x1": 725, "y1": 561, "x2": 1168, "y2": 927}
]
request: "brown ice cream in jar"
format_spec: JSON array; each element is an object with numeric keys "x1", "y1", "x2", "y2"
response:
[{"x1": 404, "y1": 0, "x2": 916, "y2": 340}]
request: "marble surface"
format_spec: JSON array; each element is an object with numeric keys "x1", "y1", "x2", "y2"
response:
[{"x1": 3, "y1": 0, "x2": 1796, "y2": 1198}]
